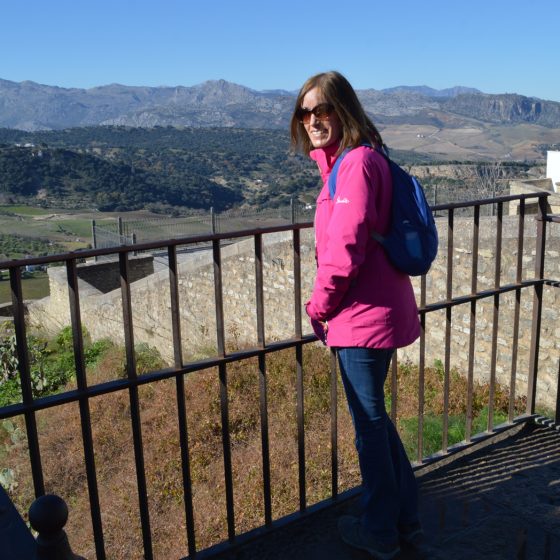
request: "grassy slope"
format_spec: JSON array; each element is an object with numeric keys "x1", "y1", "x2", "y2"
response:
[{"x1": 2, "y1": 341, "x2": 526, "y2": 559}]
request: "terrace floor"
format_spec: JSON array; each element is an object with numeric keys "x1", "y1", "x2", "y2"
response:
[{"x1": 212, "y1": 419, "x2": 560, "y2": 560}]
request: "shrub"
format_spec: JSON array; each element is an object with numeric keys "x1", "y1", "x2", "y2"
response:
[{"x1": 0, "y1": 324, "x2": 117, "y2": 406}]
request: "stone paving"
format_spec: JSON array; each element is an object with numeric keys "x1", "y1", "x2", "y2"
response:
[{"x1": 212, "y1": 420, "x2": 560, "y2": 560}]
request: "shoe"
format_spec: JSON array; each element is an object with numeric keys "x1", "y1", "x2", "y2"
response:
[
  {"x1": 399, "y1": 522, "x2": 432, "y2": 559},
  {"x1": 399, "y1": 522, "x2": 424, "y2": 545},
  {"x1": 338, "y1": 515, "x2": 400, "y2": 560}
]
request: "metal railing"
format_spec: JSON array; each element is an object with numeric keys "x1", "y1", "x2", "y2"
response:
[
  {"x1": 91, "y1": 198, "x2": 315, "y2": 254},
  {"x1": 0, "y1": 191, "x2": 558, "y2": 559}
]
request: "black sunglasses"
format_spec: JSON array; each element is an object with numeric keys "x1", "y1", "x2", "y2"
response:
[{"x1": 296, "y1": 103, "x2": 335, "y2": 124}]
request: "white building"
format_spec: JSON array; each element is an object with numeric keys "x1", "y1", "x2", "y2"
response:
[{"x1": 546, "y1": 150, "x2": 560, "y2": 193}]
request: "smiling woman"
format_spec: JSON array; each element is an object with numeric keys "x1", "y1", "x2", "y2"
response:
[{"x1": 290, "y1": 71, "x2": 423, "y2": 559}]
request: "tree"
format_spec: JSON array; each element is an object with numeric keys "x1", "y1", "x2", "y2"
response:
[{"x1": 476, "y1": 161, "x2": 504, "y2": 215}]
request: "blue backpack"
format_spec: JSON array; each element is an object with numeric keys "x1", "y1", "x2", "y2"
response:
[{"x1": 328, "y1": 146, "x2": 438, "y2": 276}]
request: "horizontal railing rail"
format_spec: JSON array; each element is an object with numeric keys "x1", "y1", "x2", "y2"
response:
[{"x1": 0, "y1": 190, "x2": 558, "y2": 560}]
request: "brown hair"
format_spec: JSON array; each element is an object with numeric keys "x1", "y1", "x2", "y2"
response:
[{"x1": 290, "y1": 71, "x2": 384, "y2": 156}]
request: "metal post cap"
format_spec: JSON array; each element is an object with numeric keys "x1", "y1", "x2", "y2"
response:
[{"x1": 29, "y1": 494, "x2": 69, "y2": 535}]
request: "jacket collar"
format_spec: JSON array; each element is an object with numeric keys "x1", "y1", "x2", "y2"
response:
[{"x1": 309, "y1": 143, "x2": 341, "y2": 182}]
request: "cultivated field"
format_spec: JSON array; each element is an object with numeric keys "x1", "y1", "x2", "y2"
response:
[
  {"x1": 0, "y1": 206, "x2": 176, "y2": 304},
  {"x1": 0, "y1": 206, "x2": 173, "y2": 251},
  {"x1": 381, "y1": 122, "x2": 559, "y2": 161}
]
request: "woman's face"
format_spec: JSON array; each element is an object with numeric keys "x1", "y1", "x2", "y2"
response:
[{"x1": 301, "y1": 87, "x2": 342, "y2": 149}]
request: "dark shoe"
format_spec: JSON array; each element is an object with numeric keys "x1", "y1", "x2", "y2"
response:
[
  {"x1": 399, "y1": 522, "x2": 432, "y2": 559},
  {"x1": 338, "y1": 515, "x2": 400, "y2": 560},
  {"x1": 399, "y1": 522, "x2": 424, "y2": 545}
]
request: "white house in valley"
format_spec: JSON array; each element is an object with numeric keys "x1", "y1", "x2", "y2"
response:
[{"x1": 546, "y1": 150, "x2": 560, "y2": 193}]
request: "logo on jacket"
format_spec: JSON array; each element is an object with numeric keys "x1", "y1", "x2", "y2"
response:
[{"x1": 336, "y1": 196, "x2": 350, "y2": 204}]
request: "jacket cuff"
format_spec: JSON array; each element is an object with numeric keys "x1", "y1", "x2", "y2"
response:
[{"x1": 305, "y1": 300, "x2": 323, "y2": 321}]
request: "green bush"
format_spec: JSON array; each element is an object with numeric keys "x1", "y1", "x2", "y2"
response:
[
  {"x1": 0, "y1": 324, "x2": 116, "y2": 406},
  {"x1": 400, "y1": 407, "x2": 509, "y2": 459}
]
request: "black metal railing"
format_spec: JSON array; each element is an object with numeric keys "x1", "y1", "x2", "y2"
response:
[{"x1": 0, "y1": 191, "x2": 558, "y2": 559}]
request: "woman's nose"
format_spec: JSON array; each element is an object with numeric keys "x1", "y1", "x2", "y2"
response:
[{"x1": 309, "y1": 113, "x2": 320, "y2": 126}]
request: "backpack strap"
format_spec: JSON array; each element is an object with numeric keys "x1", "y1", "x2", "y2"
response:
[
  {"x1": 327, "y1": 148, "x2": 352, "y2": 199},
  {"x1": 327, "y1": 144, "x2": 386, "y2": 244},
  {"x1": 328, "y1": 144, "x2": 389, "y2": 199}
]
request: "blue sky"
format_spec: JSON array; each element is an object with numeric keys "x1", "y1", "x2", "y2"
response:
[{"x1": 2, "y1": 0, "x2": 559, "y2": 101}]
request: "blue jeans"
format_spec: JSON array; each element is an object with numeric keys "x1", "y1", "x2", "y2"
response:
[{"x1": 337, "y1": 347, "x2": 419, "y2": 543}]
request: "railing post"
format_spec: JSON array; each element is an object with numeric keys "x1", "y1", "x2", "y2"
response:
[
  {"x1": 117, "y1": 216, "x2": 124, "y2": 244},
  {"x1": 210, "y1": 207, "x2": 217, "y2": 234},
  {"x1": 29, "y1": 494, "x2": 85, "y2": 560},
  {"x1": 132, "y1": 232, "x2": 137, "y2": 256},
  {"x1": 555, "y1": 358, "x2": 560, "y2": 426},
  {"x1": 526, "y1": 195, "x2": 548, "y2": 415},
  {"x1": 91, "y1": 219, "x2": 98, "y2": 262}
]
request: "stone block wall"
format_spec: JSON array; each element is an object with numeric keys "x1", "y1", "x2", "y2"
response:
[
  {"x1": 27, "y1": 216, "x2": 560, "y2": 410},
  {"x1": 28, "y1": 231, "x2": 316, "y2": 361},
  {"x1": 400, "y1": 214, "x2": 560, "y2": 410},
  {"x1": 76, "y1": 255, "x2": 154, "y2": 293}
]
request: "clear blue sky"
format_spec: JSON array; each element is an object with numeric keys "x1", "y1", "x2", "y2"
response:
[{"x1": 2, "y1": 0, "x2": 559, "y2": 101}]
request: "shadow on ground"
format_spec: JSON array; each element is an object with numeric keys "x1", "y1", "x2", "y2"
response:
[{"x1": 212, "y1": 421, "x2": 560, "y2": 560}]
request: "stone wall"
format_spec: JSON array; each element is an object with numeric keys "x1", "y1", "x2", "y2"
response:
[
  {"x1": 28, "y1": 231, "x2": 316, "y2": 361},
  {"x1": 75, "y1": 255, "x2": 154, "y2": 293},
  {"x1": 509, "y1": 179, "x2": 560, "y2": 215},
  {"x1": 27, "y1": 216, "x2": 560, "y2": 409},
  {"x1": 400, "y1": 214, "x2": 560, "y2": 410}
]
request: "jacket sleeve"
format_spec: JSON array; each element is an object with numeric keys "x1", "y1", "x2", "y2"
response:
[{"x1": 306, "y1": 152, "x2": 381, "y2": 321}]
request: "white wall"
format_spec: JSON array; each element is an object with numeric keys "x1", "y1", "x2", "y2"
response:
[{"x1": 547, "y1": 151, "x2": 560, "y2": 192}]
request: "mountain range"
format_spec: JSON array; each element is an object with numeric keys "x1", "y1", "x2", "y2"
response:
[
  {"x1": 1, "y1": 78, "x2": 559, "y2": 161},
  {"x1": 1, "y1": 78, "x2": 559, "y2": 132}
]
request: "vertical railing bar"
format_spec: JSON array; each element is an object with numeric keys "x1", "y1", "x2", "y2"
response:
[
  {"x1": 119, "y1": 251, "x2": 153, "y2": 559},
  {"x1": 254, "y1": 234, "x2": 266, "y2": 348},
  {"x1": 509, "y1": 200, "x2": 525, "y2": 422},
  {"x1": 219, "y1": 362, "x2": 235, "y2": 542},
  {"x1": 254, "y1": 234, "x2": 272, "y2": 526},
  {"x1": 295, "y1": 343, "x2": 306, "y2": 511},
  {"x1": 293, "y1": 229, "x2": 302, "y2": 339},
  {"x1": 390, "y1": 351, "x2": 398, "y2": 424},
  {"x1": 488, "y1": 202, "x2": 503, "y2": 431},
  {"x1": 515, "y1": 200, "x2": 526, "y2": 286},
  {"x1": 66, "y1": 259, "x2": 106, "y2": 560},
  {"x1": 417, "y1": 275, "x2": 426, "y2": 463},
  {"x1": 555, "y1": 358, "x2": 560, "y2": 426},
  {"x1": 10, "y1": 266, "x2": 45, "y2": 496},
  {"x1": 168, "y1": 245, "x2": 197, "y2": 556},
  {"x1": 168, "y1": 245, "x2": 184, "y2": 368},
  {"x1": 292, "y1": 229, "x2": 306, "y2": 510},
  {"x1": 213, "y1": 239, "x2": 226, "y2": 358},
  {"x1": 466, "y1": 205, "x2": 480, "y2": 442},
  {"x1": 443, "y1": 209, "x2": 454, "y2": 453},
  {"x1": 330, "y1": 348, "x2": 338, "y2": 498},
  {"x1": 526, "y1": 196, "x2": 547, "y2": 414},
  {"x1": 213, "y1": 239, "x2": 236, "y2": 541},
  {"x1": 258, "y1": 353, "x2": 272, "y2": 526}
]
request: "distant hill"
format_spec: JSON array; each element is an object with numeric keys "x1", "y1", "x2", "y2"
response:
[
  {"x1": 0, "y1": 79, "x2": 294, "y2": 131},
  {"x1": 381, "y1": 85, "x2": 482, "y2": 98},
  {"x1": 0, "y1": 132, "x2": 246, "y2": 211},
  {"x1": 0, "y1": 126, "x2": 536, "y2": 213},
  {"x1": 1, "y1": 78, "x2": 560, "y2": 132},
  {"x1": 441, "y1": 93, "x2": 560, "y2": 127},
  {"x1": 0, "y1": 127, "x2": 320, "y2": 212}
]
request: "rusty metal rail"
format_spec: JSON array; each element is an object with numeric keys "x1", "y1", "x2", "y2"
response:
[{"x1": 0, "y1": 190, "x2": 558, "y2": 559}]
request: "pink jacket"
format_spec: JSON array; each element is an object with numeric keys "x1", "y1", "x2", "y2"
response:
[{"x1": 305, "y1": 144, "x2": 420, "y2": 349}]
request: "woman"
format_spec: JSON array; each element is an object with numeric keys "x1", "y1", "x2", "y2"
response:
[{"x1": 291, "y1": 71, "x2": 422, "y2": 559}]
